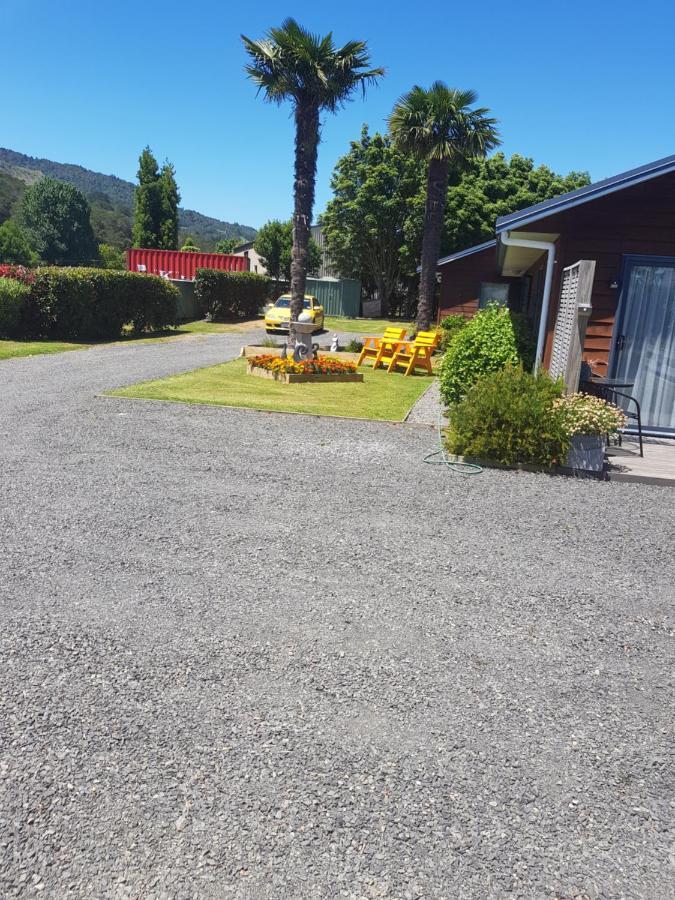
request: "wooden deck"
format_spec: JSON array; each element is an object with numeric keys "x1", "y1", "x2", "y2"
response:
[{"x1": 607, "y1": 436, "x2": 675, "y2": 486}]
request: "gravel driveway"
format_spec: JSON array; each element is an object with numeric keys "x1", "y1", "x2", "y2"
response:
[{"x1": 1, "y1": 332, "x2": 673, "y2": 899}]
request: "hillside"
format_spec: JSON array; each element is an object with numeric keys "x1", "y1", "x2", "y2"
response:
[{"x1": 0, "y1": 148, "x2": 256, "y2": 250}]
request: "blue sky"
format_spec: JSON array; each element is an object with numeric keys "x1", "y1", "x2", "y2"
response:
[{"x1": 2, "y1": 0, "x2": 674, "y2": 230}]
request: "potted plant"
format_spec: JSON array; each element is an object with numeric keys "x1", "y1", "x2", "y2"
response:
[{"x1": 553, "y1": 393, "x2": 627, "y2": 472}]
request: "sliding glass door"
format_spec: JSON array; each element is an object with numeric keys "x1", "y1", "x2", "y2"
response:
[{"x1": 611, "y1": 256, "x2": 675, "y2": 435}]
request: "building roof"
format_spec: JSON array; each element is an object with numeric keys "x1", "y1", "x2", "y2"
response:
[
  {"x1": 233, "y1": 240, "x2": 255, "y2": 252},
  {"x1": 496, "y1": 152, "x2": 675, "y2": 233},
  {"x1": 435, "y1": 239, "x2": 497, "y2": 268}
]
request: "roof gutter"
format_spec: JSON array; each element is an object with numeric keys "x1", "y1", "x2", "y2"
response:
[{"x1": 500, "y1": 231, "x2": 556, "y2": 372}]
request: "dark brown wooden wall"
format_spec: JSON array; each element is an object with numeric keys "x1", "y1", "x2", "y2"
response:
[
  {"x1": 528, "y1": 173, "x2": 675, "y2": 372},
  {"x1": 438, "y1": 246, "x2": 517, "y2": 319},
  {"x1": 437, "y1": 171, "x2": 675, "y2": 372}
]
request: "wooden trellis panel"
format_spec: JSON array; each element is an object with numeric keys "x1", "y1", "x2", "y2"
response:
[{"x1": 549, "y1": 259, "x2": 596, "y2": 392}]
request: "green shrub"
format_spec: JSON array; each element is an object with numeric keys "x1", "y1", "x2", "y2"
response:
[
  {"x1": 0, "y1": 277, "x2": 30, "y2": 337},
  {"x1": 0, "y1": 220, "x2": 37, "y2": 266},
  {"x1": 438, "y1": 314, "x2": 467, "y2": 351},
  {"x1": 346, "y1": 338, "x2": 364, "y2": 353},
  {"x1": 23, "y1": 269, "x2": 178, "y2": 340},
  {"x1": 195, "y1": 269, "x2": 269, "y2": 321},
  {"x1": 439, "y1": 304, "x2": 534, "y2": 406},
  {"x1": 446, "y1": 365, "x2": 568, "y2": 467},
  {"x1": 98, "y1": 243, "x2": 126, "y2": 270}
]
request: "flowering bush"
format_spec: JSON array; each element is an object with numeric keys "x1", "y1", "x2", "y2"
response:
[
  {"x1": 553, "y1": 393, "x2": 626, "y2": 436},
  {"x1": 250, "y1": 354, "x2": 358, "y2": 375},
  {"x1": 0, "y1": 264, "x2": 36, "y2": 285}
]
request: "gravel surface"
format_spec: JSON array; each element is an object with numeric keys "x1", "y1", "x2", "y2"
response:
[
  {"x1": 1, "y1": 331, "x2": 673, "y2": 899},
  {"x1": 405, "y1": 379, "x2": 446, "y2": 427}
]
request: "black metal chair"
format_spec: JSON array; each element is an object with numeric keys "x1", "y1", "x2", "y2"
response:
[
  {"x1": 602, "y1": 387, "x2": 644, "y2": 457},
  {"x1": 580, "y1": 375, "x2": 644, "y2": 458}
]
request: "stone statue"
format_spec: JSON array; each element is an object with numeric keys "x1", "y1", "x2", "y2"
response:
[
  {"x1": 279, "y1": 343, "x2": 288, "y2": 360},
  {"x1": 330, "y1": 333, "x2": 339, "y2": 352}
]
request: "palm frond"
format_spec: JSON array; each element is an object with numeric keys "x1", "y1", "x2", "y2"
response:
[
  {"x1": 242, "y1": 20, "x2": 383, "y2": 111},
  {"x1": 388, "y1": 81, "x2": 500, "y2": 165}
]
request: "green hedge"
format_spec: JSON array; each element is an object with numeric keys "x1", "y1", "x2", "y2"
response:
[
  {"x1": 195, "y1": 269, "x2": 268, "y2": 321},
  {"x1": 439, "y1": 305, "x2": 534, "y2": 406},
  {"x1": 447, "y1": 365, "x2": 568, "y2": 467},
  {"x1": 21, "y1": 269, "x2": 179, "y2": 340},
  {"x1": 0, "y1": 277, "x2": 30, "y2": 338},
  {"x1": 437, "y1": 314, "x2": 467, "y2": 351}
]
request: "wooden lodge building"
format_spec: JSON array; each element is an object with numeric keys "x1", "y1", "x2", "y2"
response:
[{"x1": 437, "y1": 154, "x2": 675, "y2": 435}]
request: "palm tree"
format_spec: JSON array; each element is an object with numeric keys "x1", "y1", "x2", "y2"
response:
[
  {"x1": 389, "y1": 83, "x2": 500, "y2": 332},
  {"x1": 242, "y1": 19, "x2": 383, "y2": 339}
]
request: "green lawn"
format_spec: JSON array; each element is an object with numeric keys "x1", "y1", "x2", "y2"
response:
[
  {"x1": 0, "y1": 319, "x2": 248, "y2": 361},
  {"x1": 109, "y1": 357, "x2": 435, "y2": 421},
  {"x1": 0, "y1": 339, "x2": 90, "y2": 361},
  {"x1": 173, "y1": 319, "x2": 247, "y2": 336},
  {"x1": 323, "y1": 316, "x2": 413, "y2": 335}
]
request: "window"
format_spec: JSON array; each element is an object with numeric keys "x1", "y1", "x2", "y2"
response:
[{"x1": 479, "y1": 283, "x2": 510, "y2": 308}]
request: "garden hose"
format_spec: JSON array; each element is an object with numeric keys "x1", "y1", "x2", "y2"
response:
[{"x1": 423, "y1": 411, "x2": 483, "y2": 476}]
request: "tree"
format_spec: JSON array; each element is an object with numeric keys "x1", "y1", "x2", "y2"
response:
[
  {"x1": 181, "y1": 235, "x2": 200, "y2": 252},
  {"x1": 98, "y1": 243, "x2": 126, "y2": 270},
  {"x1": 321, "y1": 137, "x2": 591, "y2": 311},
  {"x1": 215, "y1": 237, "x2": 241, "y2": 254},
  {"x1": 255, "y1": 219, "x2": 321, "y2": 284},
  {"x1": 321, "y1": 126, "x2": 423, "y2": 314},
  {"x1": 159, "y1": 161, "x2": 180, "y2": 250},
  {"x1": 0, "y1": 172, "x2": 26, "y2": 224},
  {"x1": 254, "y1": 220, "x2": 287, "y2": 281},
  {"x1": 280, "y1": 228, "x2": 321, "y2": 280},
  {"x1": 20, "y1": 177, "x2": 97, "y2": 264},
  {"x1": 132, "y1": 147, "x2": 163, "y2": 248},
  {"x1": 0, "y1": 219, "x2": 37, "y2": 265},
  {"x1": 389, "y1": 83, "x2": 500, "y2": 331},
  {"x1": 432, "y1": 153, "x2": 590, "y2": 260},
  {"x1": 242, "y1": 18, "x2": 382, "y2": 340}
]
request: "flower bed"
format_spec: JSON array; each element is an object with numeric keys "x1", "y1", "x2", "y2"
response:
[{"x1": 247, "y1": 354, "x2": 363, "y2": 383}]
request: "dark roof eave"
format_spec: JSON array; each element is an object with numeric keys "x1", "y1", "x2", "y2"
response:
[
  {"x1": 434, "y1": 239, "x2": 497, "y2": 270},
  {"x1": 496, "y1": 152, "x2": 675, "y2": 233}
]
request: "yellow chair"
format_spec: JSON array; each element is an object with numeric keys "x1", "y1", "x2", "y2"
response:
[
  {"x1": 387, "y1": 330, "x2": 439, "y2": 376},
  {"x1": 357, "y1": 327, "x2": 407, "y2": 369}
]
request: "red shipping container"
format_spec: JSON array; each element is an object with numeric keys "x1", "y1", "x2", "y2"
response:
[{"x1": 126, "y1": 248, "x2": 249, "y2": 280}]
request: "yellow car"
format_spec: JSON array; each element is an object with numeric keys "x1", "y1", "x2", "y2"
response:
[{"x1": 264, "y1": 294, "x2": 325, "y2": 333}]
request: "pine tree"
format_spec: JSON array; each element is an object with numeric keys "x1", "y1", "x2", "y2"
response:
[
  {"x1": 132, "y1": 147, "x2": 163, "y2": 248},
  {"x1": 180, "y1": 235, "x2": 200, "y2": 252},
  {"x1": 159, "y1": 161, "x2": 180, "y2": 250}
]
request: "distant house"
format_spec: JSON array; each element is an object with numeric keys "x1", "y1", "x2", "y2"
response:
[
  {"x1": 233, "y1": 226, "x2": 338, "y2": 279},
  {"x1": 437, "y1": 153, "x2": 675, "y2": 436},
  {"x1": 310, "y1": 224, "x2": 339, "y2": 279},
  {"x1": 233, "y1": 240, "x2": 267, "y2": 275}
]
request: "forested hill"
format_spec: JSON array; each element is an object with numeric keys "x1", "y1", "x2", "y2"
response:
[{"x1": 0, "y1": 147, "x2": 256, "y2": 249}]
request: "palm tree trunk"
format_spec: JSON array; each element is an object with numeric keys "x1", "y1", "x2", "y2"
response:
[
  {"x1": 290, "y1": 101, "x2": 320, "y2": 343},
  {"x1": 417, "y1": 157, "x2": 450, "y2": 332}
]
